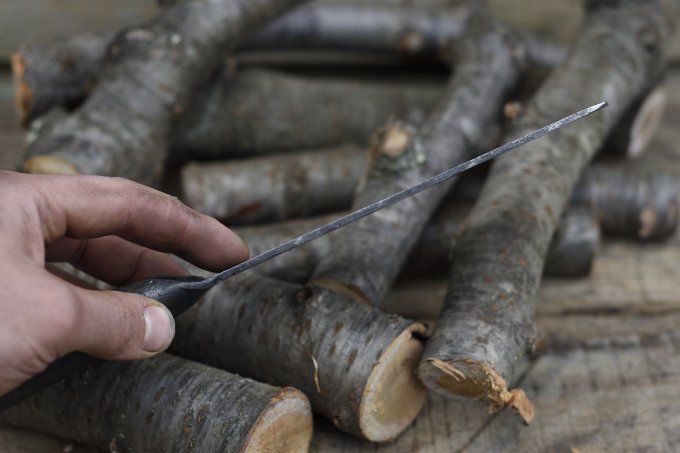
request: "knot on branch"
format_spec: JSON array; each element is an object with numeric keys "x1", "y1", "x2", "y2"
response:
[{"x1": 364, "y1": 121, "x2": 424, "y2": 182}]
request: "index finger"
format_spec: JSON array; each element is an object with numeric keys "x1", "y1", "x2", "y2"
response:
[{"x1": 30, "y1": 173, "x2": 249, "y2": 271}]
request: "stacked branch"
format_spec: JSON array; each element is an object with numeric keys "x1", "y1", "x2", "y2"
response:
[
  {"x1": 169, "y1": 8, "x2": 524, "y2": 442},
  {"x1": 572, "y1": 164, "x2": 678, "y2": 240},
  {"x1": 17, "y1": 0, "x2": 310, "y2": 185},
  {"x1": 15, "y1": 60, "x2": 663, "y2": 171},
  {"x1": 234, "y1": 204, "x2": 600, "y2": 282},
  {"x1": 419, "y1": 0, "x2": 679, "y2": 423},
  {"x1": 171, "y1": 274, "x2": 427, "y2": 442},
  {"x1": 307, "y1": 12, "x2": 525, "y2": 307},
  {"x1": 20, "y1": 70, "x2": 442, "y2": 175},
  {"x1": 12, "y1": 2, "x2": 565, "y2": 124},
  {"x1": 182, "y1": 144, "x2": 677, "y2": 236},
  {"x1": 0, "y1": 354, "x2": 313, "y2": 452}
]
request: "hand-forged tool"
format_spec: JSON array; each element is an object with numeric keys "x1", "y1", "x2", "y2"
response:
[{"x1": 0, "y1": 101, "x2": 607, "y2": 412}]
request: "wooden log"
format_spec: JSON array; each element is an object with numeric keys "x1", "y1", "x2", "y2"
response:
[
  {"x1": 17, "y1": 0, "x2": 309, "y2": 185},
  {"x1": 0, "y1": 353, "x2": 313, "y2": 452},
  {"x1": 572, "y1": 164, "x2": 678, "y2": 240},
  {"x1": 181, "y1": 145, "x2": 366, "y2": 224},
  {"x1": 11, "y1": 33, "x2": 112, "y2": 126},
  {"x1": 172, "y1": 70, "x2": 440, "y2": 161},
  {"x1": 234, "y1": 204, "x2": 599, "y2": 282},
  {"x1": 20, "y1": 69, "x2": 442, "y2": 172},
  {"x1": 419, "y1": 0, "x2": 679, "y2": 424},
  {"x1": 181, "y1": 143, "x2": 677, "y2": 241},
  {"x1": 9, "y1": 1, "x2": 564, "y2": 125},
  {"x1": 171, "y1": 273, "x2": 427, "y2": 442},
  {"x1": 308, "y1": 11, "x2": 526, "y2": 307}
]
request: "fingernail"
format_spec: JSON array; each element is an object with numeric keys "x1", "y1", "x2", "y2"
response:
[{"x1": 143, "y1": 304, "x2": 175, "y2": 353}]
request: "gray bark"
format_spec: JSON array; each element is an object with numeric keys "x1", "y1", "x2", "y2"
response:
[
  {"x1": 173, "y1": 70, "x2": 439, "y2": 161},
  {"x1": 0, "y1": 354, "x2": 312, "y2": 452},
  {"x1": 181, "y1": 145, "x2": 366, "y2": 224},
  {"x1": 308, "y1": 11, "x2": 526, "y2": 307},
  {"x1": 10, "y1": 1, "x2": 563, "y2": 124},
  {"x1": 234, "y1": 204, "x2": 599, "y2": 282},
  {"x1": 181, "y1": 143, "x2": 677, "y2": 241},
  {"x1": 573, "y1": 164, "x2": 678, "y2": 241},
  {"x1": 419, "y1": 0, "x2": 679, "y2": 423},
  {"x1": 18, "y1": 0, "x2": 309, "y2": 185},
  {"x1": 170, "y1": 273, "x2": 427, "y2": 442}
]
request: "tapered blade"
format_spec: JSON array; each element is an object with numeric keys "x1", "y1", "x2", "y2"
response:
[{"x1": 197, "y1": 101, "x2": 608, "y2": 288}]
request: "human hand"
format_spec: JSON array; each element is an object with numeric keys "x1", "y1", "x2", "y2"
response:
[{"x1": 0, "y1": 171, "x2": 248, "y2": 396}]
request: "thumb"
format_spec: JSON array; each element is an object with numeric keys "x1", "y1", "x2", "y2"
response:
[{"x1": 66, "y1": 286, "x2": 175, "y2": 360}]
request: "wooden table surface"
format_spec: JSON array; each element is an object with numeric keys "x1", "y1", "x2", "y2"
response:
[{"x1": 1, "y1": 67, "x2": 680, "y2": 452}]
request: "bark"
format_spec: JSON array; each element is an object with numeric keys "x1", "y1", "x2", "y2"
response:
[
  {"x1": 11, "y1": 33, "x2": 112, "y2": 126},
  {"x1": 454, "y1": 163, "x2": 679, "y2": 241},
  {"x1": 181, "y1": 145, "x2": 366, "y2": 224},
  {"x1": 17, "y1": 0, "x2": 309, "y2": 185},
  {"x1": 0, "y1": 354, "x2": 313, "y2": 452},
  {"x1": 234, "y1": 204, "x2": 599, "y2": 282},
  {"x1": 181, "y1": 142, "x2": 677, "y2": 241},
  {"x1": 173, "y1": 70, "x2": 439, "y2": 160},
  {"x1": 10, "y1": 2, "x2": 564, "y2": 124},
  {"x1": 307, "y1": 12, "x2": 525, "y2": 307},
  {"x1": 171, "y1": 273, "x2": 427, "y2": 442},
  {"x1": 419, "y1": 0, "x2": 678, "y2": 424},
  {"x1": 21, "y1": 69, "x2": 442, "y2": 175},
  {"x1": 572, "y1": 164, "x2": 678, "y2": 241}
]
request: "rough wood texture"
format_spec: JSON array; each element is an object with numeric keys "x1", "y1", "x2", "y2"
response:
[
  {"x1": 309, "y1": 11, "x2": 525, "y2": 307},
  {"x1": 9, "y1": 0, "x2": 566, "y2": 124},
  {"x1": 0, "y1": 353, "x2": 313, "y2": 452},
  {"x1": 18, "y1": 0, "x2": 308, "y2": 185},
  {"x1": 170, "y1": 69, "x2": 439, "y2": 161},
  {"x1": 17, "y1": 67, "x2": 441, "y2": 165},
  {"x1": 235, "y1": 204, "x2": 599, "y2": 282},
  {"x1": 171, "y1": 273, "x2": 427, "y2": 442},
  {"x1": 419, "y1": 0, "x2": 679, "y2": 423},
  {"x1": 181, "y1": 145, "x2": 365, "y2": 224},
  {"x1": 181, "y1": 141, "x2": 677, "y2": 242},
  {"x1": 11, "y1": 33, "x2": 113, "y2": 125},
  {"x1": 573, "y1": 162, "x2": 678, "y2": 241},
  {"x1": 3, "y1": 67, "x2": 680, "y2": 453},
  {"x1": 312, "y1": 338, "x2": 680, "y2": 452}
]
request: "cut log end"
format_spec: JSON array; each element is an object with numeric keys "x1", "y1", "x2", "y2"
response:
[
  {"x1": 22, "y1": 156, "x2": 78, "y2": 175},
  {"x1": 10, "y1": 52, "x2": 32, "y2": 127},
  {"x1": 359, "y1": 323, "x2": 428, "y2": 442},
  {"x1": 243, "y1": 387, "x2": 313, "y2": 453},
  {"x1": 418, "y1": 358, "x2": 534, "y2": 425},
  {"x1": 627, "y1": 87, "x2": 666, "y2": 158}
]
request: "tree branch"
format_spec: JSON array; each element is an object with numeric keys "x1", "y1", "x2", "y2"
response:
[{"x1": 419, "y1": 0, "x2": 679, "y2": 424}]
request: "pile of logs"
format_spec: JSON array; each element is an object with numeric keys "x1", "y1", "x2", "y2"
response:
[{"x1": 3, "y1": 0, "x2": 680, "y2": 450}]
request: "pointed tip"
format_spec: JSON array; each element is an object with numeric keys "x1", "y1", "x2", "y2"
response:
[{"x1": 593, "y1": 101, "x2": 608, "y2": 111}]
